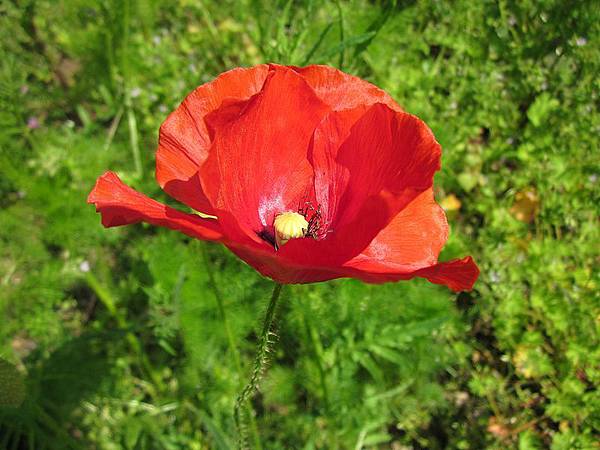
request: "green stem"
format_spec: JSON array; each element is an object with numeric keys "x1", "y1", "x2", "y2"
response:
[
  {"x1": 124, "y1": 91, "x2": 142, "y2": 179},
  {"x1": 201, "y1": 244, "x2": 261, "y2": 449},
  {"x1": 303, "y1": 311, "x2": 330, "y2": 412},
  {"x1": 335, "y1": 0, "x2": 345, "y2": 69},
  {"x1": 235, "y1": 283, "x2": 283, "y2": 450}
]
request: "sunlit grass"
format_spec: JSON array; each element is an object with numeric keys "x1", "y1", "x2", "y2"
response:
[{"x1": 0, "y1": 1, "x2": 598, "y2": 448}]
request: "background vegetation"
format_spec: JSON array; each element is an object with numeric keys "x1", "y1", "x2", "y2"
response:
[{"x1": 1, "y1": 0, "x2": 598, "y2": 448}]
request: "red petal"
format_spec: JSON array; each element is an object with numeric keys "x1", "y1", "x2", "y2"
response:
[
  {"x1": 292, "y1": 65, "x2": 402, "y2": 112},
  {"x1": 200, "y1": 66, "x2": 330, "y2": 237},
  {"x1": 88, "y1": 171, "x2": 222, "y2": 241},
  {"x1": 308, "y1": 105, "x2": 370, "y2": 226},
  {"x1": 228, "y1": 237, "x2": 479, "y2": 290},
  {"x1": 219, "y1": 189, "x2": 477, "y2": 290},
  {"x1": 280, "y1": 104, "x2": 442, "y2": 268},
  {"x1": 264, "y1": 103, "x2": 441, "y2": 271},
  {"x1": 225, "y1": 242, "x2": 343, "y2": 284},
  {"x1": 156, "y1": 65, "x2": 270, "y2": 213},
  {"x1": 332, "y1": 104, "x2": 441, "y2": 228},
  {"x1": 336, "y1": 189, "x2": 478, "y2": 291},
  {"x1": 345, "y1": 256, "x2": 479, "y2": 291},
  {"x1": 310, "y1": 104, "x2": 442, "y2": 231},
  {"x1": 413, "y1": 257, "x2": 480, "y2": 292},
  {"x1": 359, "y1": 188, "x2": 449, "y2": 268}
]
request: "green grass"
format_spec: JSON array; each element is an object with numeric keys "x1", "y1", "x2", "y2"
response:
[{"x1": 1, "y1": 0, "x2": 598, "y2": 448}]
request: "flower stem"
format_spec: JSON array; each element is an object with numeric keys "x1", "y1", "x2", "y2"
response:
[
  {"x1": 235, "y1": 283, "x2": 283, "y2": 450},
  {"x1": 201, "y1": 244, "x2": 261, "y2": 450}
]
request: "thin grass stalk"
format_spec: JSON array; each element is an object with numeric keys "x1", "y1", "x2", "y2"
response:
[
  {"x1": 201, "y1": 244, "x2": 262, "y2": 450},
  {"x1": 303, "y1": 310, "x2": 330, "y2": 412}
]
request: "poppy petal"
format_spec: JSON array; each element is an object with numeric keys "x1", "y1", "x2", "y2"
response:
[
  {"x1": 225, "y1": 242, "x2": 342, "y2": 284},
  {"x1": 413, "y1": 256, "x2": 480, "y2": 292},
  {"x1": 333, "y1": 103, "x2": 441, "y2": 228},
  {"x1": 200, "y1": 66, "x2": 330, "y2": 237},
  {"x1": 283, "y1": 104, "x2": 442, "y2": 268},
  {"x1": 292, "y1": 65, "x2": 402, "y2": 112},
  {"x1": 359, "y1": 188, "x2": 449, "y2": 268},
  {"x1": 229, "y1": 235, "x2": 478, "y2": 291},
  {"x1": 341, "y1": 255, "x2": 479, "y2": 292},
  {"x1": 308, "y1": 105, "x2": 370, "y2": 226},
  {"x1": 156, "y1": 65, "x2": 270, "y2": 213},
  {"x1": 88, "y1": 171, "x2": 222, "y2": 241},
  {"x1": 338, "y1": 190, "x2": 477, "y2": 292},
  {"x1": 310, "y1": 104, "x2": 441, "y2": 231},
  {"x1": 272, "y1": 105, "x2": 442, "y2": 269}
]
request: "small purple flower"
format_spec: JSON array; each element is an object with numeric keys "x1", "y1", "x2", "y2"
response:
[{"x1": 27, "y1": 117, "x2": 40, "y2": 129}]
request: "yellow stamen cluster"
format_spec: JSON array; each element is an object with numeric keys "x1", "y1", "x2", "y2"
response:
[{"x1": 273, "y1": 211, "x2": 308, "y2": 249}]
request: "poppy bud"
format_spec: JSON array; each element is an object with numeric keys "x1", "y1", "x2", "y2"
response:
[{"x1": 274, "y1": 212, "x2": 309, "y2": 249}]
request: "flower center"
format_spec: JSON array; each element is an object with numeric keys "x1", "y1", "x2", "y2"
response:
[{"x1": 273, "y1": 211, "x2": 309, "y2": 249}]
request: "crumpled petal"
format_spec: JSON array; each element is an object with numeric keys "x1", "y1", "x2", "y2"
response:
[
  {"x1": 308, "y1": 105, "x2": 370, "y2": 227},
  {"x1": 88, "y1": 171, "x2": 222, "y2": 241},
  {"x1": 156, "y1": 65, "x2": 270, "y2": 214},
  {"x1": 358, "y1": 188, "x2": 449, "y2": 269},
  {"x1": 325, "y1": 103, "x2": 441, "y2": 229},
  {"x1": 413, "y1": 257, "x2": 480, "y2": 292},
  {"x1": 335, "y1": 188, "x2": 480, "y2": 291},
  {"x1": 277, "y1": 103, "x2": 442, "y2": 267},
  {"x1": 292, "y1": 64, "x2": 402, "y2": 112},
  {"x1": 341, "y1": 255, "x2": 480, "y2": 292},
  {"x1": 200, "y1": 66, "x2": 330, "y2": 239}
]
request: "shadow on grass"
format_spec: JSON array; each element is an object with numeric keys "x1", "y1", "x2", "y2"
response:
[{"x1": 0, "y1": 330, "x2": 123, "y2": 449}]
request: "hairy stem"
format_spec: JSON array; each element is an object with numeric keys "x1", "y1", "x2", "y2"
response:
[{"x1": 235, "y1": 283, "x2": 283, "y2": 449}]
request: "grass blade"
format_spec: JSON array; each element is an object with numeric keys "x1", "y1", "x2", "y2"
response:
[{"x1": 301, "y1": 22, "x2": 335, "y2": 66}]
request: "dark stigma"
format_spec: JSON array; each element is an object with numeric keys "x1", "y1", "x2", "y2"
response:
[{"x1": 257, "y1": 228, "x2": 276, "y2": 247}]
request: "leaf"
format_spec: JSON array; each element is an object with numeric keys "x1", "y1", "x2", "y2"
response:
[
  {"x1": 378, "y1": 316, "x2": 449, "y2": 348},
  {"x1": 352, "y1": 0, "x2": 397, "y2": 57},
  {"x1": 363, "y1": 431, "x2": 392, "y2": 446},
  {"x1": 512, "y1": 345, "x2": 554, "y2": 379},
  {"x1": 519, "y1": 430, "x2": 543, "y2": 450},
  {"x1": 458, "y1": 171, "x2": 479, "y2": 192},
  {"x1": 197, "y1": 410, "x2": 234, "y2": 450},
  {"x1": 357, "y1": 353, "x2": 384, "y2": 383},
  {"x1": 123, "y1": 417, "x2": 143, "y2": 449},
  {"x1": 369, "y1": 344, "x2": 405, "y2": 365},
  {"x1": 0, "y1": 358, "x2": 26, "y2": 407},
  {"x1": 301, "y1": 22, "x2": 335, "y2": 65},
  {"x1": 527, "y1": 93, "x2": 560, "y2": 127},
  {"x1": 510, "y1": 188, "x2": 539, "y2": 223},
  {"x1": 319, "y1": 31, "x2": 377, "y2": 60}
]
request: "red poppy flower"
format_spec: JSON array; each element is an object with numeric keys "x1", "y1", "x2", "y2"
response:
[{"x1": 88, "y1": 64, "x2": 479, "y2": 291}]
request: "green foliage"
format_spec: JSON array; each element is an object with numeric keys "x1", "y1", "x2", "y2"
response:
[
  {"x1": 1, "y1": 0, "x2": 598, "y2": 448},
  {"x1": 0, "y1": 359, "x2": 25, "y2": 407}
]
